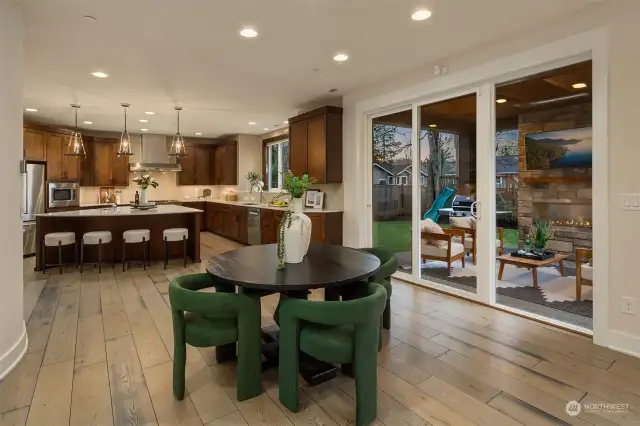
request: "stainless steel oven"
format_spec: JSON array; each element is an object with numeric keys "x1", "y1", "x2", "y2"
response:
[{"x1": 47, "y1": 181, "x2": 79, "y2": 209}]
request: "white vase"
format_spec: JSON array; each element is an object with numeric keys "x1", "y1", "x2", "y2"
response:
[
  {"x1": 283, "y1": 198, "x2": 312, "y2": 264},
  {"x1": 140, "y1": 188, "x2": 148, "y2": 205}
]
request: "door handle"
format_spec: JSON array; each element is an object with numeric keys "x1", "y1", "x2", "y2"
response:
[{"x1": 471, "y1": 201, "x2": 480, "y2": 219}]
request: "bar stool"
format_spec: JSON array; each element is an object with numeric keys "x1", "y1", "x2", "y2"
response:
[
  {"x1": 42, "y1": 232, "x2": 77, "y2": 275},
  {"x1": 122, "y1": 229, "x2": 151, "y2": 271},
  {"x1": 80, "y1": 231, "x2": 113, "y2": 273},
  {"x1": 163, "y1": 228, "x2": 188, "y2": 269}
]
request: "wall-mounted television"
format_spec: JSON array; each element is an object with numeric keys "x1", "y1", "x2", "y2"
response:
[{"x1": 525, "y1": 127, "x2": 592, "y2": 170}]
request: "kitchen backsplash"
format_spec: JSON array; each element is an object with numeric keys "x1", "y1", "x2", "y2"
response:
[{"x1": 80, "y1": 171, "x2": 344, "y2": 210}]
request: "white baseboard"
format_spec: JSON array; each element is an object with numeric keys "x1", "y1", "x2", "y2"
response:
[
  {"x1": 0, "y1": 322, "x2": 28, "y2": 381},
  {"x1": 600, "y1": 330, "x2": 640, "y2": 359}
]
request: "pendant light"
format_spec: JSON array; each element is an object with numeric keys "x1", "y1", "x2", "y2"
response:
[
  {"x1": 64, "y1": 104, "x2": 87, "y2": 157},
  {"x1": 117, "y1": 103, "x2": 133, "y2": 157},
  {"x1": 169, "y1": 106, "x2": 187, "y2": 157}
]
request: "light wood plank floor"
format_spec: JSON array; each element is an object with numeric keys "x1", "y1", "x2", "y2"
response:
[{"x1": 2, "y1": 232, "x2": 640, "y2": 426}]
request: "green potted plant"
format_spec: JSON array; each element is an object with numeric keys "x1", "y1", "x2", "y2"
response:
[
  {"x1": 531, "y1": 220, "x2": 555, "y2": 251},
  {"x1": 132, "y1": 174, "x2": 159, "y2": 204},
  {"x1": 277, "y1": 171, "x2": 316, "y2": 268}
]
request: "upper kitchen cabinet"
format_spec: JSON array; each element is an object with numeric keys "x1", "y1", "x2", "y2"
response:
[
  {"x1": 23, "y1": 129, "x2": 46, "y2": 161},
  {"x1": 176, "y1": 143, "x2": 199, "y2": 185},
  {"x1": 212, "y1": 140, "x2": 238, "y2": 185},
  {"x1": 80, "y1": 137, "x2": 129, "y2": 187},
  {"x1": 45, "y1": 132, "x2": 81, "y2": 181},
  {"x1": 288, "y1": 106, "x2": 343, "y2": 184}
]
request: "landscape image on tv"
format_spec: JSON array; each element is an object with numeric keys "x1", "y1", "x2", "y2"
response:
[{"x1": 525, "y1": 127, "x2": 592, "y2": 170}]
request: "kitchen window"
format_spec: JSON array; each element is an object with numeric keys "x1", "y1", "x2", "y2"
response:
[{"x1": 264, "y1": 139, "x2": 290, "y2": 191}]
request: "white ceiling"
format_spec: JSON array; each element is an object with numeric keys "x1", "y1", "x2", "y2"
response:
[{"x1": 19, "y1": 0, "x2": 598, "y2": 138}]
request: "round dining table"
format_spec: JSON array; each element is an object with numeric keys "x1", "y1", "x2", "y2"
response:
[{"x1": 206, "y1": 243, "x2": 381, "y2": 385}]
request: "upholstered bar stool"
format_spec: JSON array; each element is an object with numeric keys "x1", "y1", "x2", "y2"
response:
[
  {"x1": 163, "y1": 228, "x2": 188, "y2": 269},
  {"x1": 42, "y1": 232, "x2": 77, "y2": 275},
  {"x1": 81, "y1": 231, "x2": 113, "y2": 273},
  {"x1": 122, "y1": 229, "x2": 151, "y2": 271}
]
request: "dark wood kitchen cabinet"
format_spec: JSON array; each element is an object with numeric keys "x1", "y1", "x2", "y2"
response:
[
  {"x1": 212, "y1": 141, "x2": 238, "y2": 185},
  {"x1": 45, "y1": 132, "x2": 81, "y2": 181},
  {"x1": 177, "y1": 144, "x2": 198, "y2": 185},
  {"x1": 261, "y1": 209, "x2": 343, "y2": 245},
  {"x1": 23, "y1": 129, "x2": 46, "y2": 161},
  {"x1": 288, "y1": 106, "x2": 343, "y2": 184},
  {"x1": 80, "y1": 137, "x2": 129, "y2": 187}
]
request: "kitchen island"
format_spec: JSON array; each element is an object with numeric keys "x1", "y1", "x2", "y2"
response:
[{"x1": 35, "y1": 205, "x2": 203, "y2": 270}]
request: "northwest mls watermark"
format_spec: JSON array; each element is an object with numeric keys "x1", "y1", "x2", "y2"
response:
[{"x1": 566, "y1": 400, "x2": 630, "y2": 416}]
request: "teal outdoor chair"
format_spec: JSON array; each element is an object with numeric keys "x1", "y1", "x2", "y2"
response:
[
  {"x1": 278, "y1": 282, "x2": 387, "y2": 426},
  {"x1": 169, "y1": 273, "x2": 263, "y2": 401}
]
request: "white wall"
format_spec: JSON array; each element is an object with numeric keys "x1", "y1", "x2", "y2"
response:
[
  {"x1": 342, "y1": 0, "x2": 640, "y2": 354},
  {"x1": 0, "y1": 0, "x2": 26, "y2": 379}
]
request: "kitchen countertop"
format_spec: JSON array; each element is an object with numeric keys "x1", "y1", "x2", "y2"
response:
[
  {"x1": 38, "y1": 204, "x2": 203, "y2": 217},
  {"x1": 186, "y1": 199, "x2": 343, "y2": 213}
]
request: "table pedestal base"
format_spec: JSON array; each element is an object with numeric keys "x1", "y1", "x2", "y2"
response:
[{"x1": 214, "y1": 325, "x2": 337, "y2": 386}]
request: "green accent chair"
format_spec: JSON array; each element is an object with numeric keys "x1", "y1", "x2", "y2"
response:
[
  {"x1": 278, "y1": 282, "x2": 387, "y2": 426},
  {"x1": 169, "y1": 274, "x2": 262, "y2": 401},
  {"x1": 359, "y1": 247, "x2": 398, "y2": 331}
]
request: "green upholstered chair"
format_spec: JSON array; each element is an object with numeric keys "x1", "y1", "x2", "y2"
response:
[
  {"x1": 359, "y1": 247, "x2": 397, "y2": 330},
  {"x1": 278, "y1": 282, "x2": 387, "y2": 426},
  {"x1": 169, "y1": 273, "x2": 262, "y2": 401}
]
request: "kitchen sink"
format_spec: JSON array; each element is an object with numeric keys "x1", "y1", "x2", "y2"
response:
[{"x1": 240, "y1": 202, "x2": 259, "y2": 206}]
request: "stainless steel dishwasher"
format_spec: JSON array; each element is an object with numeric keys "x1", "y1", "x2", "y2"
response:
[{"x1": 247, "y1": 208, "x2": 261, "y2": 245}]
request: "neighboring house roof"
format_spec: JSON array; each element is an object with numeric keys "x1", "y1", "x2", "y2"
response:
[
  {"x1": 496, "y1": 156, "x2": 519, "y2": 174},
  {"x1": 373, "y1": 163, "x2": 394, "y2": 176}
]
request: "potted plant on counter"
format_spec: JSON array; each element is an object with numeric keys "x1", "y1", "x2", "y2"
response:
[
  {"x1": 132, "y1": 174, "x2": 159, "y2": 205},
  {"x1": 277, "y1": 171, "x2": 316, "y2": 268}
]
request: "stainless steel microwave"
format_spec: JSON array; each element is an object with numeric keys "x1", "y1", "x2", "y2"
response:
[{"x1": 47, "y1": 181, "x2": 79, "y2": 209}]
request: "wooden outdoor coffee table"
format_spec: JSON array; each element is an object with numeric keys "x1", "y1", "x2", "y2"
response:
[{"x1": 497, "y1": 253, "x2": 568, "y2": 289}]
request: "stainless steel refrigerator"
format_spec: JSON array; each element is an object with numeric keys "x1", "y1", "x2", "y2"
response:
[{"x1": 22, "y1": 162, "x2": 46, "y2": 256}]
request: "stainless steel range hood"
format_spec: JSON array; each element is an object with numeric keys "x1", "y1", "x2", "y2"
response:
[{"x1": 129, "y1": 134, "x2": 182, "y2": 172}]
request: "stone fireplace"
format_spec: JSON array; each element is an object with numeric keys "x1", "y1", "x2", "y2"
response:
[{"x1": 516, "y1": 103, "x2": 592, "y2": 260}]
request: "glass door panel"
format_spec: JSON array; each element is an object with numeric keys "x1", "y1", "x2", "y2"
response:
[
  {"x1": 371, "y1": 109, "x2": 413, "y2": 273},
  {"x1": 418, "y1": 93, "x2": 478, "y2": 294}
]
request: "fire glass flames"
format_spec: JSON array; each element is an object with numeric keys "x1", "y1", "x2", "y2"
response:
[{"x1": 549, "y1": 218, "x2": 592, "y2": 228}]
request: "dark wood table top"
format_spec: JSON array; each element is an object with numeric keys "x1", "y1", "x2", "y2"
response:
[{"x1": 206, "y1": 244, "x2": 381, "y2": 291}]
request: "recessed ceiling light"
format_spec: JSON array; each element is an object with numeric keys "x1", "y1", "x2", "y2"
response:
[
  {"x1": 83, "y1": 121, "x2": 93, "y2": 125},
  {"x1": 139, "y1": 119, "x2": 148, "y2": 123},
  {"x1": 333, "y1": 53, "x2": 349, "y2": 62},
  {"x1": 240, "y1": 28, "x2": 258, "y2": 38},
  {"x1": 141, "y1": 128, "x2": 149, "y2": 132},
  {"x1": 195, "y1": 132, "x2": 202, "y2": 136},
  {"x1": 90, "y1": 71, "x2": 108, "y2": 78},
  {"x1": 496, "y1": 98, "x2": 507, "y2": 104},
  {"x1": 572, "y1": 82, "x2": 588, "y2": 89},
  {"x1": 411, "y1": 9, "x2": 432, "y2": 21},
  {"x1": 24, "y1": 108, "x2": 38, "y2": 112},
  {"x1": 263, "y1": 128, "x2": 269, "y2": 131},
  {"x1": 249, "y1": 122, "x2": 256, "y2": 125},
  {"x1": 284, "y1": 120, "x2": 289, "y2": 124},
  {"x1": 144, "y1": 111, "x2": 155, "y2": 115},
  {"x1": 428, "y1": 124, "x2": 437, "y2": 128}
]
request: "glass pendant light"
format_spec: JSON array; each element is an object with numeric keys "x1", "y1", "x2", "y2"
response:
[
  {"x1": 117, "y1": 103, "x2": 134, "y2": 157},
  {"x1": 169, "y1": 106, "x2": 187, "y2": 157},
  {"x1": 64, "y1": 104, "x2": 87, "y2": 157}
]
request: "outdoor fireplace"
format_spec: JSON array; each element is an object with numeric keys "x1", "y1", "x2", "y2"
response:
[{"x1": 533, "y1": 201, "x2": 592, "y2": 257}]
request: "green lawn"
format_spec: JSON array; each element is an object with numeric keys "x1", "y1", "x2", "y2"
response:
[{"x1": 373, "y1": 221, "x2": 518, "y2": 253}]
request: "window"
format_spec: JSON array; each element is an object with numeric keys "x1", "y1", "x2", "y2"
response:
[
  {"x1": 264, "y1": 139, "x2": 289, "y2": 191},
  {"x1": 400, "y1": 176, "x2": 408, "y2": 185},
  {"x1": 387, "y1": 176, "x2": 395, "y2": 185},
  {"x1": 420, "y1": 175, "x2": 425, "y2": 185},
  {"x1": 378, "y1": 178, "x2": 387, "y2": 184}
]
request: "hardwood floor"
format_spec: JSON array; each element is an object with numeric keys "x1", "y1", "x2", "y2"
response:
[{"x1": 2, "y1": 232, "x2": 639, "y2": 425}]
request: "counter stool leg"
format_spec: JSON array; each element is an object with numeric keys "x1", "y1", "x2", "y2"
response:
[
  {"x1": 74, "y1": 241, "x2": 78, "y2": 269},
  {"x1": 98, "y1": 239, "x2": 103, "y2": 274},
  {"x1": 58, "y1": 241, "x2": 63, "y2": 275},
  {"x1": 41, "y1": 240, "x2": 46, "y2": 273},
  {"x1": 164, "y1": 237, "x2": 168, "y2": 270},
  {"x1": 148, "y1": 240, "x2": 151, "y2": 267},
  {"x1": 143, "y1": 238, "x2": 147, "y2": 271},
  {"x1": 111, "y1": 243, "x2": 115, "y2": 269},
  {"x1": 183, "y1": 235, "x2": 187, "y2": 268},
  {"x1": 80, "y1": 240, "x2": 84, "y2": 273},
  {"x1": 122, "y1": 239, "x2": 126, "y2": 272}
]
